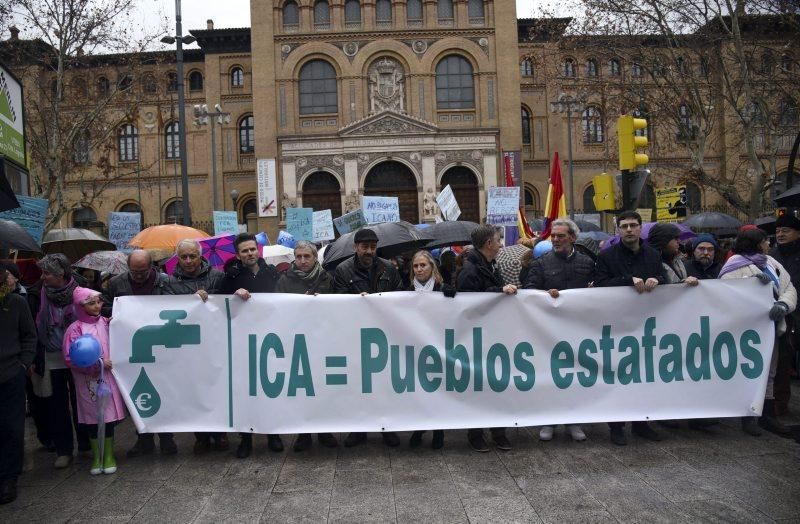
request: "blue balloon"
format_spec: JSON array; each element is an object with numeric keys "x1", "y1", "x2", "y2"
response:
[
  {"x1": 533, "y1": 240, "x2": 553, "y2": 259},
  {"x1": 69, "y1": 334, "x2": 102, "y2": 368}
]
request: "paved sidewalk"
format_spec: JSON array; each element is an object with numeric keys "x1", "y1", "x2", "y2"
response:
[{"x1": 3, "y1": 408, "x2": 800, "y2": 522}]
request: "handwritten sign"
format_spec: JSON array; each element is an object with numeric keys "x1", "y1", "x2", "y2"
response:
[
  {"x1": 333, "y1": 209, "x2": 368, "y2": 235},
  {"x1": 362, "y1": 196, "x2": 400, "y2": 224},
  {"x1": 436, "y1": 185, "x2": 461, "y2": 221},
  {"x1": 213, "y1": 211, "x2": 239, "y2": 236},
  {"x1": 313, "y1": 210, "x2": 335, "y2": 242},
  {"x1": 486, "y1": 187, "x2": 520, "y2": 226},
  {"x1": 286, "y1": 207, "x2": 313, "y2": 241},
  {"x1": 256, "y1": 159, "x2": 277, "y2": 217},
  {"x1": 0, "y1": 195, "x2": 48, "y2": 244}
]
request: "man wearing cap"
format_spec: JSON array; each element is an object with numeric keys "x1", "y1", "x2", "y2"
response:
[
  {"x1": 685, "y1": 234, "x2": 722, "y2": 280},
  {"x1": 333, "y1": 228, "x2": 404, "y2": 447},
  {"x1": 770, "y1": 210, "x2": 800, "y2": 415}
]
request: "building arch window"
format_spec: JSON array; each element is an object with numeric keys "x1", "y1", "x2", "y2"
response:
[
  {"x1": 563, "y1": 58, "x2": 576, "y2": 77},
  {"x1": 761, "y1": 53, "x2": 775, "y2": 75},
  {"x1": 165, "y1": 122, "x2": 180, "y2": 159},
  {"x1": 748, "y1": 100, "x2": 766, "y2": 125},
  {"x1": 376, "y1": 0, "x2": 392, "y2": 26},
  {"x1": 142, "y1": 74, "x2": 157, "y2": 94},
  {"x1": 72, "y1": 207, "x2": 97, "y2": 229},
  {"x1": 521, "y1": 107, "x2": 531, "y2": 145},
  {"x1": 299, "y1": 60, "x2": 338, "y2": 115},
  {"x1": 118, "y1": 202, "x2": 142, "y2": 214},
  {"x1": 609, "y1": 59, "x2": 621, "y2": 76},
  {"x1": 302, "y1": 172, "x2": 342, "y2": 217},
  {"x1": 586, "y1": 58, "x2": 598, "y2": 77},
  {"x1": 684, "y1": 182, "x2": 702, "y2": 212},
  {"x1": 72, "y1": 78, "x2": 88, "y2": 98},
  {"x1": 118, "y1": 75, "x2": 133, "y2": 92},
  {"x1": 118, "y1": 124, "x2": 138, "y2": 162},
  {"x1": 438, "y1": 0, "x2": 454, "y2": 25},
  {"x1": 96, "y1": 76, "x2": 110, "y2": 96},
  {"x1": 468, "y1": 0, "x2": 484, "y2": 24},
  {"x1": 164, "y1": 200, "x2": 183, "y2": 224},
  {"x1": 520, "y1": 58, "x2": 534, "y2": 77},
  {"x1": 781, "y1": 54, "x2": 793, "y2": 73},
  {"x1": 407, "y1": 0, "x2": 423, "y2": 25},
  {"x1": 582, "y1": 185, "x2": 596, "y2": 213},
  {"x1": 239, "y1": 197, "x2": 257, "y2": 224},
  {"x1": 582, "y1": 106, "x2": 604, "y2": 143},
  {"x1": 239, "y1": 115, "x2": 255, "y2": 153},
  {"x1": 230, "y1": 67, "x2": 244, "y2": 88},
  {"x1": 166, "y1": 72, "x2": 178, "y2": 92},
  {"x1": 73, "y1": 129, "x2": 90, "y2": 164},
  {"x1": 314, "y1": 0, "x2": 330, "y2": 29},
  {"x1": 778, "y1": 98, "x2": 799, "y2": 127},
  {"x1": 632, "y1": 62, "x2": 643, "y2": 78},
  {"x1": 699, "y1": 57, "x2": 710, "y2": 77},
  {"x1": 524, "y1": 186, "x2": 539, "y2": 211},
  {"x1": 344, "y1": 0, "x2": 361, "y2": 28},
  {"x1": 435, "y1": 55, "x2": 474, "y2": 110},
  {"x1": 188, "y1": 71, "x2": 203, "y2": 91},
  {"x1": 678, "y1": 103, "x2": 696, "y2": 139},
  {"x1": 283, "y1": 0, "x2": 299, "y2": 30},
  {"x1": 676, "y1": 56, "x2": 688, "y2": 74}
]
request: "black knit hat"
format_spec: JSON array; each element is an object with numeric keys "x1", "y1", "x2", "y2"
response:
[
  {"x1": 353, "y1": 228, "x2": 379, "y2": 244},
  {"x1": 647, "y1": 223, "x2": 680, "y2": 252}
]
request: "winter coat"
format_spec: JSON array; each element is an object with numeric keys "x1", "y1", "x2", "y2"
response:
[
  {"x1": 276, "y1": 263, "x2": 333, "y2": 294},
  {"x1": 0, "y1": 293, "x2": 37, "y2": 384},
  {"x1": 685, "y1": 259, "x2": 721, "y2": 280},
  {"x1": 333, "y1": 255, "x2": 404, "y2": 294},
  {"x1": 222, "y1": 258, "x2": 279, "y2": 294},
  {"x1": 662, "y1": 257, "x2": 689, "y2": 284},
  {"x1": 594, "y1": 241, "x2": 666, "y2": 288},
  {"x1": 771, "y1": 240, "x2": 800, "y2": 323},
  {"x1": 456, "y1": 249, "x2": 504, "y2": 292},
  {"x1": 524, "y1": 249, "x2": 595, "y2": 291},
  {"x1": 165, "y1": 259, "x2": 224, "y2": 295},
  {"x1": 101, "y1": 270, "x2": 170, "y2": 317},
  {"x1": 720, "y1": 255, "x2": 797, "y2": 336}
]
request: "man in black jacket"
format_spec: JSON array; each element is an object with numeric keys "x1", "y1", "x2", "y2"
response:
[
  {"x1": 333, "y1": 228, "x2": 404, "y2": 447},
  {"x1": 456, "y1": 224, "x2": 517, "y2": 452},
  {"x1": 222, "y1": 233, "x2": 282, "y2": 457},
  {"x1": 0, "y1": 268, "x2": 37, "y2": 504},
  {"x1": 595, "y1": 211, "x2": 664, "y2": 446},
  {"x1": 104, "y1": 250, "x2": 177, "y2": 457}
]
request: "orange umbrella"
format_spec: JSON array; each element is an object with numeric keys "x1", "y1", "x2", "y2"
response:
[{"x1": 127, "y1": 224, "x2": 210, "y2": 250}]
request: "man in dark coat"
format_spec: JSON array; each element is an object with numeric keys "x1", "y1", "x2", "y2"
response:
[
  {"x1": 222, "y1": 233, "x2": 282, "y2": 457},
  {"x1": 456, "y1": 224, "x2": 517, "y2": 453},
  {"x1": 103, "y1": 250, "x2": 177, "y2": 457},
  {"x1": 770, "y1": 210, "x2": 800, "y2": 414},
  {"x1": 0, "y1": 268, "x2": 37, "y2": 504},
  {"x1": 333, "y1": 228, "x2": 404, "y2": 447},
  {"x1": 685, "y1": 233, "x2": 721, "y2": 280},
  {"x1": 276, "y1": 240, "x2": 337, "y2": 451},
  {"x1": 165, "y1": 238, "x2": 226, "y2": 454},
  {"x1": 594, "y1": 211, "x2": 664, "y2": 446}
]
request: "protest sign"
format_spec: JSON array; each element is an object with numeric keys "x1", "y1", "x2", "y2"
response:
[
  {"x1": 277, "y1": 230, "x2": 296, "y2": 248},
  {"x1": 362, "y1": 196, "x2": 400, "y2": 224},
  {"x1": 107, "y1": 212, "x2": 141, "y2": 251},
  {"x1": 436, "y1": 185, "x2": 461, "y2": 221},
  {"x1": 313, "y1": 209, "x2": 335, "y2": 242},
  {"x1": 0, "y1": 195, "x2": 48, "y2": 243},
  {"x1": 333, "y1": 209, "x2": 367, "y2": 235},
  {"x1": 656, "y1": 186, "x2": 687, "y2": 222},
  {"x1": 112, "y1": 279, "x2": 772, "y2": 434},
  {"x1": 213, "y1": 211, "x2": 239, "y2": 236},
  {"x1": 487, "y1": 187, "x2": 520, "y2": 226},
  {"x1": 256, "y1": 159, "x2": 277, "y2": 217},
  {"x1": 286, "y1": 208, "x2": 313, "y2": 241}
]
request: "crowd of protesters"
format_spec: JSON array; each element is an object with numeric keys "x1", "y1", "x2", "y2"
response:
[{"x1": 2, "y1": 209, "x2": 799, "y2": 505}]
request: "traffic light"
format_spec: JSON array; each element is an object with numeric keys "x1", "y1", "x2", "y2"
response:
[
  {"x1": 592, "y1": 173, "x2": 617, "y2": 211},
  {"x1": 618, "y1": 115, "x2": 649, "y2": 171}
]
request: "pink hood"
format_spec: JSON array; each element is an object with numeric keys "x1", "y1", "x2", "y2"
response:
[{"x1": 72, "y1": 286, "x2": 102, "y2": 323}]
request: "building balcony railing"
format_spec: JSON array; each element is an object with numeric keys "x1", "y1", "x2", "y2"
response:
[
  {"x1": 376, "y1": 20, "x2": 392, "y2": 29},
  {"x1": 437, "y1": 17, "x2": 454, "y2": 26},
  {"x1": 407, "y1": 18, "x2": 423, "y2": 27},
  {"x1": 345, "y1": 21, "x2": 362, "y2": 30},
  {"x1": 282, "y1": 23, "x2": 299, "y2": 32},
  {"x1": 469, "y1": 17, "x2": 485, "y2": 26},
  {"x1": 314, "y1": 22, "x2": 330, "y2": 30}
]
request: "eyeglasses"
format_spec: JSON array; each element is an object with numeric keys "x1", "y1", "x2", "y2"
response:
[{"x1": 618, "y1": 223, "x2": 640, "y2": 230}]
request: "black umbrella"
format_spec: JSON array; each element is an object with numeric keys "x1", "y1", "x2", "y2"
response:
[
  {"x1": 574, "y1": 220, "x2": 601, "y2": 232},
  {"x1": 0, "y1": 219, "x2": 41, "y2": 252},
  {"x1": 422, "y1": 221, "x2": 480, "y2": 249},
  {"x1": 683, "y1": 212, "x2": 742, "y2": 231},
  {"x1": 42, "y1": 228, "x2": 116, "y2": 263},
  {"x1": 774, "y1": 185, "x2": 800, "y2": 207},
  {"x1": 322, "y1": 221, "x2": 434, "y2": 270},
  {"x1": 754, "y1": 215, "x2": 776, "y2": 235}
]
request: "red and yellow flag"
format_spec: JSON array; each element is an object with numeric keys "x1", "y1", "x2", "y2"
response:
[{"x1": 541, "y1": 152, "x2": 567, "y2": 239}]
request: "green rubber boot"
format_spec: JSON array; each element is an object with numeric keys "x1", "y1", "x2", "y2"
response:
[
  {"x1": 102, "y1": 437, "x2": 117, "y2": 474},
  {"x1": 89, "y1": 439, "x2": 102, "y2": 475}
]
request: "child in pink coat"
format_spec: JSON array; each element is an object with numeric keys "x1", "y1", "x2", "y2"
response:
[{"x1": 62, "y1": 287, "x2": 126, "y2": 475}]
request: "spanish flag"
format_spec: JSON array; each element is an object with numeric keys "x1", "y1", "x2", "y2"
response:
[{"x1": 541, "y1": 152, "x2": 567, "y2": 239}]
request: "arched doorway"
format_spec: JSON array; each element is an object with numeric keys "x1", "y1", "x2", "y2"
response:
[
  {"x1": 302, "y1": 171, "x2": 342, "y2": 217},
  {"x1": 364, "y1": 161, "x2": 418, "y2": 223},
  {"x1": 440, "y1": 166, "x2": 479, "y2": 222}
]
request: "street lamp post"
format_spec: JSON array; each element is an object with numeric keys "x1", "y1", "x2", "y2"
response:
[
  {"x1": 550, "y1": 93, "x2": 587, "y2": 219},
  {"x1": 193, "y1": 104, "x2": 231, "y2": 212},
  {"x1": 161, "y1": 0, "x2": 196, "y2": 226},
  {"x1": 230, "y1": 189, "x2": 240, "y2": 223}
]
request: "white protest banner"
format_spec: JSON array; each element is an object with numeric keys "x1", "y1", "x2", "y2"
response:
[
  {"x1": 256, "y1": 159, "x2": 277, "y2": 217},
  {"x1": 108, "y1": 212, "x2": 141, "y2": 251},
  {"x1": 436, "y1": 185, "x2": 461, "y2": 221},
  {"x1": 333, "y1": 209, "x2": 367, "y2": 235},
  {"x1": 286, "y1": 208, "x2": 313, "y2": 241},
  {"x1": 112, "y1": 279, "x2": 773, "y2": 434},
  {"x1": 487, "y1": 187, "x2": 520, "y2": 226},
  {"x1": 313, "y1": 209, "x2": 335, "y2": 241},
  {"x1": 362, "y1": 196, "x2": 400, "y2": 224},
  {"x1": 212, "y1": 211, "x2": 239, "y2": 236}
]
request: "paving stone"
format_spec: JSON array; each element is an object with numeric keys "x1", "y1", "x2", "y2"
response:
[
  {"x1": 631, "y1": 464, "x2": 724, "y2": 502},
  {"x1": 335, "y1": 435, "x2": 390, "y2": 471},
  {"x1": 680, "y1": 499, "x2": 775, "y2": 523},
  {"x1": 615, "y1": 502, "x2": 694, "y2": 523},
  {"x1": 193, "y1": 479, "x2": 273, "y2": 520},
  {"x1": 461, "y1": 493, "x2": 541, "y2": 523},
  {"x1": 260, "y1": 491, "x2": 331, "y2": 523},
  {"x1": 515, "y1": 473, "x2": 606, "y2": 516},
  {"x1": 131, "y1": 483, "x2": 213, "y2": 522},
  {"x1": 272, "y1": 449, "x2": 336, "y2": 493},
  {"x1": 541, "y1": 510, "x2": 618, "y2": 523},
  {"x1": 69, "y1": 479, "x2": 161, "y2": 520},
  {"x1": 328, "y1": 467, "x2": 395, "y2": 522}
]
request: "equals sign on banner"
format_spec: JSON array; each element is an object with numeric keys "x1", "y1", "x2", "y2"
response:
[{"x1": 325, "y1": 356, "x2": 347, "y2": 385}]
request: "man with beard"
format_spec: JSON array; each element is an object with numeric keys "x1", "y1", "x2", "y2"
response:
[
  {"x1": 222, "y1": 233, "x2": 282, "y2": 458},
  {"x1": 685, "y1": 234, "x2": 722, "y2": 280},
  {"x1": 102, "y1": 250, "x2": 177, "y2": 457},
  {"x1": 276, "y1": 240, "x2": 338, "y2": 451},
  {"x1": 333, "y1": 228, "x2": 404, "y2": 447}
]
